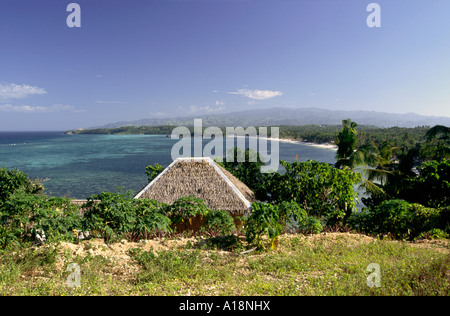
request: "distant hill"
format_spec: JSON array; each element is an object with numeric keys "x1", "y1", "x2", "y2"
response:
[{"x1": 88, "y1": 107, "x2": 450, "y2": 129}]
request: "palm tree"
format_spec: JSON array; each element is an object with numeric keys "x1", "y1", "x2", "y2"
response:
[
  {"x1": 426, "y1": 125, "x2": 450, "y2": 141},
  {"x1": 365, "y1": 141, "x2": 400, "y2": 187},
  {"x1": 335, "y1": 119, "x2": 387, "y2": 197},
  {"x1": 335, "y1": 119, "x2": 358, "y2": 169},
  {"x1": 423, "y1": 125, "x2": 450, "y2": 161}
]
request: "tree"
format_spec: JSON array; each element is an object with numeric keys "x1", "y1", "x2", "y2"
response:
[
  {"x1": 267, "y1": 160, "x2": 361, "y2": 225},
  {"x1": 145, "y1": 163, "x2": 165, "y2": 183},
  {"x1": 410, "y1": 159, "x2": 450, "y2": 208},
  {"x1": 423, "y1": 125, "x2": 450, "y2": 161},
  {"x1": 335, "y1": 119, "x2": 359, "y2": 169},
  {"x1": 365, "y1": 141, "x2": 400, "y2": 186},
  {"x1": 335, "y1": 119, "x2": 387, "y2": 197},
  {"x1": 360, "y1": 124, "x2": 450, "y2": 214},
  {"x1": 218, "y1": 147, "x2": 268, "y2": 201},
  {"x1": 426, "y1": 125, "x2": 450, "y2": 141}
]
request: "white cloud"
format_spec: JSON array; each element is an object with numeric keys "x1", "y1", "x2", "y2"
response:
[
  {"x1": 0, "y1": 83, "x2": 47, "y2": 99},
  {"x1": 215, "y1": 100, "x2": 225, "y2": 106},
  {"x1": 0, "y1": 104, "x2": 74, "y2": 113},
  {"x1": 228, "y1": 89, "x2": 283, "y2": 100}
]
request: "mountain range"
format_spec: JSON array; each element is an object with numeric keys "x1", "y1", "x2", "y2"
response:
[{"x1": 90, "y1": 107, "x2": 450, "y2": 129}]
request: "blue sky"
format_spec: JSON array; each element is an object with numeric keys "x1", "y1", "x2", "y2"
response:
[{"x1": 0, "y1": 0, "x2": 449, "y2": 131}]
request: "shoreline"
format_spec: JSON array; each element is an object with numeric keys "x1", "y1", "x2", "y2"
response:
[
  {"x1": 234, "y1": 135, "x2": 338, "y2": 151},
  {"x1": 65, "y1": 131, "x2": 338, "y2": 151},
  {"x1": 276, "y1": 137, "x2": 337, "y2": 151}
]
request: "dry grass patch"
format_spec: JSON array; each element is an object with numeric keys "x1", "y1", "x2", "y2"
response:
[{"x1": 1, "y1": 233, "x2": 448, "y2": 296}]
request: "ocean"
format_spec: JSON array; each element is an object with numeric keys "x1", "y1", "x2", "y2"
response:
[{"x1": 0, "y1": 131, "x2": 337, "y2": 199}]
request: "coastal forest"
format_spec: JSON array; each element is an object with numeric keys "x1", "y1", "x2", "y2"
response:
[
  {"x1": 65, "y1": 123, "x2": 430, "y2": 150},
  {"x1": 66, "y1": 123, "x2": 433, "y2": 162}
]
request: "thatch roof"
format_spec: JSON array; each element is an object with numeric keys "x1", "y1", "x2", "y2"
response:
[{"x1": 134, "y1": 157, "x2": 255, "y2": 216}]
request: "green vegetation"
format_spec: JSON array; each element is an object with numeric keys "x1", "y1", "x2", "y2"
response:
[
  {"x1": 244, "y1": 201, "x2": 312, "y2": 251},
  {"x1": 66, "y1": 123, "x2": 430, "y2": 147},
  {"x1": 0, "y1": 167, "x2": 44, "y2": 201},
  {"x1": 164, "y1": 196, "x2": 209, "y2": 230},
  {"x1": 81, "y1": 191, "x2": 172, "y2": 242},
  {"x1": 66, "y1": 125, "x2": 178, "y2": 135},
  {"x1": 265, "y1": 160, "x2": 361, "y2": 225},
  {"x1": 0, "y1": 168, "x2": 81, "y2": 247},
  {"x1": 329, "y1": 120, "x2": 450, "y2": 241},
  {"x1": 349, "y1": 199, "x2": 449, "y2": 240},
  {"x1": 145, "y1": 163, "x2": 164, "y2": 183},
  {"x1": 7, "y1": 121, "x2": 448, "y2": 248},
  {"x1": 0, "y1": 178, "x2": 234, "y2": 248},
  {"x1": 219, "y1": 147, "x2": 268, "y2": 200},
  {"x1": 0, "y1": 233, "x2": 448, "y2": 295},
  {"x1": 200, "y1": 209, "x2": 236, "y2": 238},
  {"x1": 215, "y1": 121, "x2": 449, "y2": 245},
  {"x1": 2, "y1": 120, "x2": 449, "y2": 296}
]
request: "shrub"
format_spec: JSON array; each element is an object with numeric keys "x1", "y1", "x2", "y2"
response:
[
  {"x1": 299, "y1": 216, "x2": 323, "y2": 234},
  {"x1": 136, "y1": 198, "x2": 172, "y2": 237},
  {"x1": 201, "y1": 209, "x2": 236, "y2": 237},
  {"x1": 277, "y1": 200, "x2": 307, "y2": 232},
  {"x1": 244, "y1": 200, "x2": 324, "y2": 250},
  {"x1": 349, "y1": 199, "x2": 443, "y2": 240},
  {"x1": 205, "y1": 234, "x2": 243, "y2": 252},
  {"x1": 418, "y1": 228, "x2": 449, "y2": 240},
  {"x1": 245, "y1": 202, "x2": 282, "y2": 250},
  {"x1": 0, "y1": 192, "x2": 82, "y2": 247},
  {"x1": 82, "y1": 192, "x2": 171, "y2": 241},
  {"x1": 408, "y1": 203, "x2": 441, "y2": 235},
  {"x1": 82, "y1": 191, "x2": 137, "y2": 240},
  {"x1": 164, "y1": 196, "x2": 210, "y2": 230},
  {"x1": 438, "y1": 206, "x2": 450, "y2": 233},
  {"x1": 0, "y1": 167, "x2": 44, "y2": 203}
]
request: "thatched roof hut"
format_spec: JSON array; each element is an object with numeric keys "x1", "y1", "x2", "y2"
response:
[{"x1": 134, "y1": 157, "x2": 255, "y2": 216}]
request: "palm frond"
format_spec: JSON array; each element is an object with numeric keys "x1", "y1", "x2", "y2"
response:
[
  {"x1": 363, "y1": 167, "x2": 395, "y2": 184},
  {"x1": 357, "y1": 176, "x2": 386, "y2": 197},
  {"x1": 426, "y1": 125, "x2": 450, "y2": 141}
]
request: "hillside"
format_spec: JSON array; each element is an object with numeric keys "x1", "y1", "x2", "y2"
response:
[
  {"x1": 1, "y1": 233, "x2": 448, "y2": 296},
  {"x1": 85, "y1": 107, "x2": 450, "y2": 129}
]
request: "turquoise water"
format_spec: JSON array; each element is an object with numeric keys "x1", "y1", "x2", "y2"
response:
[{"x1": 0, "y1": 132, "x2": 337, "y2": 199}]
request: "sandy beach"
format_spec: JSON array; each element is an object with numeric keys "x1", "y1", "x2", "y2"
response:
[
  {"x1": 234, "y1": 135, "x2": 338, "y2": 151},
  {"x1": 276, "y1": 138, "x2": 337, "y2": 150}
]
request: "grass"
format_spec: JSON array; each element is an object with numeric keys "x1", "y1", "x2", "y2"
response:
[{"x1": 0, "y1": 233, "x2": 448, "y2": 296}]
